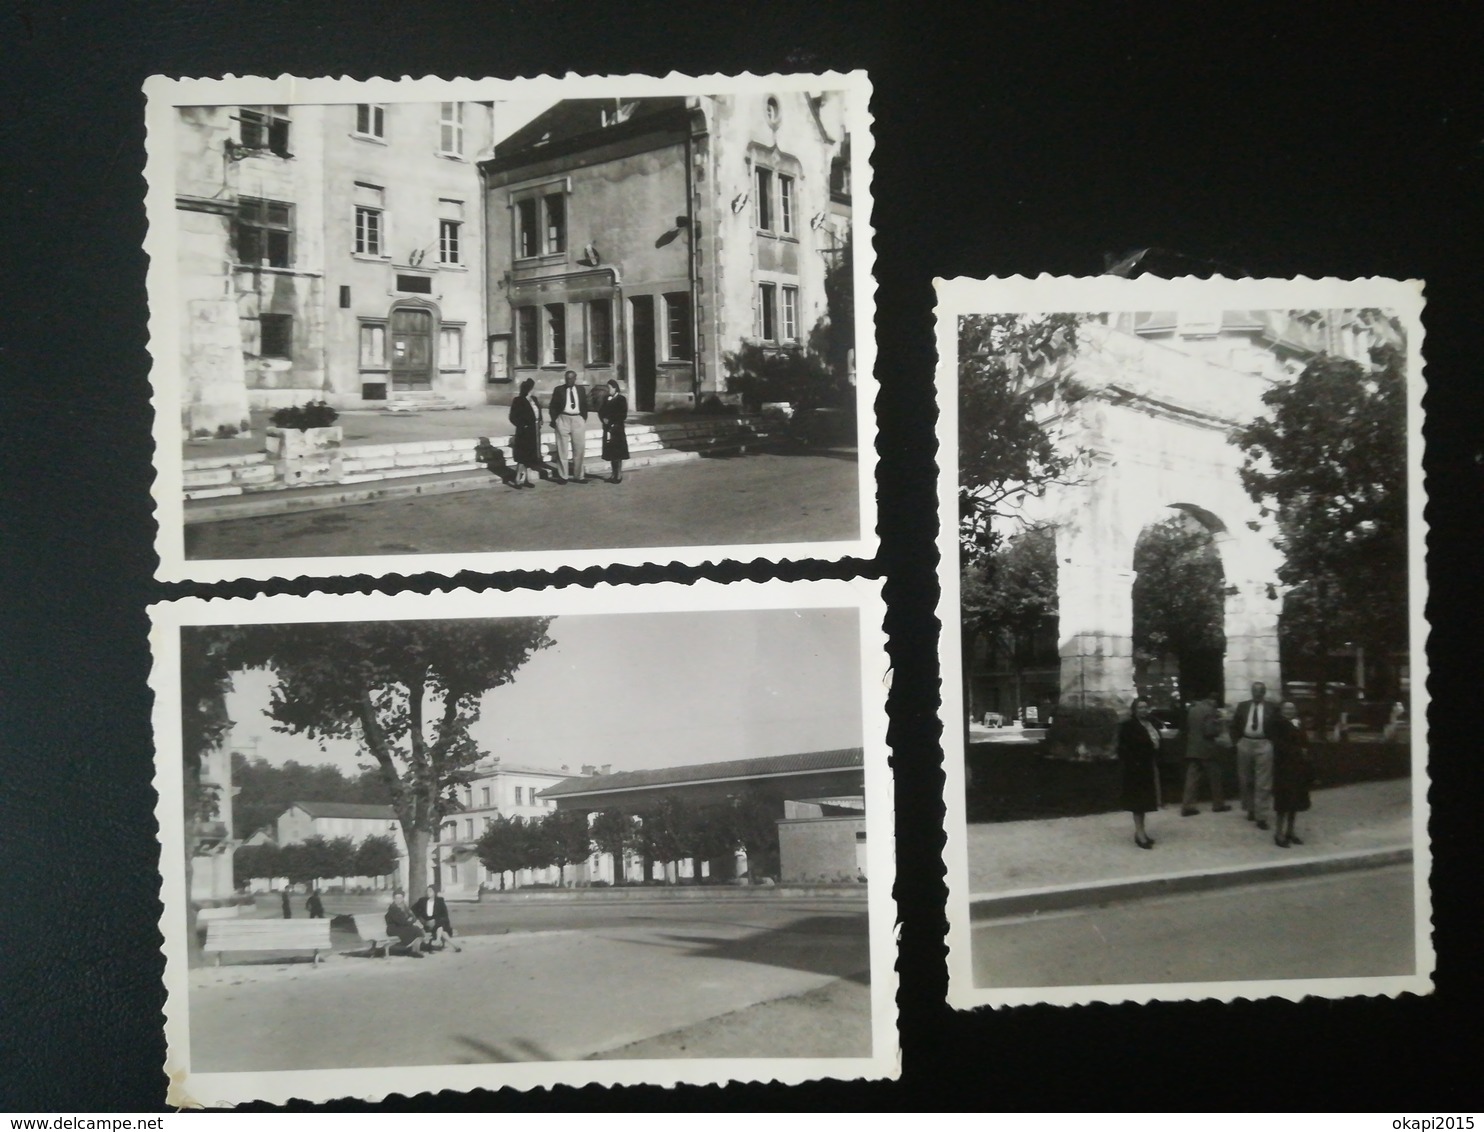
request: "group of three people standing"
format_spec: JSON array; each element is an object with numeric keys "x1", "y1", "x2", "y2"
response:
[
  {"x1": 1119, "y1": 681, "x2": 1313, "y2": 850},
  {"x1": 507, "y1": 369, "x2": 630, "y2": 488}
]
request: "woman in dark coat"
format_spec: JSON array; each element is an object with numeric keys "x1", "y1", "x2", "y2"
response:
[
  {"x1": 598, "y1": 378, "x2": 629, "y2": 483},
  {"x1": 1271, "y1": 700, "x2": 1314, "y2": 848},
  {"x1": 507, "y1": 377, "x2": 543, "y2": 488},
  {"x1": 1117, "y1": 697, "x2": 1163, "y2": 849}
]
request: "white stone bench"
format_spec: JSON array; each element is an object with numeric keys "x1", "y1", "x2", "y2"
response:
[
  {"x1": 351, "y1": 912, "x2": 397, "y2": 957},
  {"x1": 196, "y1": 905, "x2": 240, "y2": 922},
  {"x1": 203, "y1": 917, "x2": 331, "y2": 965}
]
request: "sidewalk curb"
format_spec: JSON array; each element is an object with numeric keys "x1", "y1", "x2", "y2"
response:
[
  {"x1": 185, "y1": 470, "x2": 498, "y2": 523},
  {"x1": 969, "y1": 845, "x2": 1412, "y2": 920}
]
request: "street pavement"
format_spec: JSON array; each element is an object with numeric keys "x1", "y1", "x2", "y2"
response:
[
  {"x1": 964, "y1": 777, "x2": 1414, "y2": 905},
  {"x1": 184, "y1": 449, "x2": 860, "y2": 560},
  {"x1": 972, "y1": 863, "x2": 1416, "y2": 988},
  {"x1": 188, "y1": 897, "x2": 871, "y2": 1071}
]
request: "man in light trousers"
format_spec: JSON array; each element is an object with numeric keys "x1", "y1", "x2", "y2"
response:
[
  {"x1": 548, "y1": 369, "x2": 590, "y2": 484},
  {"x1": 1230, "y1": 680, "x2": 1277, "y2": 831}
]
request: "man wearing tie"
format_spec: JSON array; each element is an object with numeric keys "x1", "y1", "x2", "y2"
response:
[
  {"x1": 548, "y1": 370, "x2": 590, "y2": 484},
  {"x1": 1230, "y1": 681, "x2": 1277, "y2": 831}
]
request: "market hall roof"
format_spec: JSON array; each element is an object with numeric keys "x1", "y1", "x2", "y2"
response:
[{"x1": 539, "y1": 747, "x2": 865, "y2": 803}]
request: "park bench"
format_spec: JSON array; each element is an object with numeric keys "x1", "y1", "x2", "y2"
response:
[
  {"x1": 203, "y1": 917, "x2": 331, "y2": 966},
  {"x1": 351, "y1": 912, "x2": 403, "y2": 957}
]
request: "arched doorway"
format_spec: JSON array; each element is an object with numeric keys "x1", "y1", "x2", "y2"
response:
[
  {"x1": 389, "y1": 300, "x2": 439, "y2": 392},
  {"x1": 1130, "y1": 509, "x2": 1228, "y2": 712}
]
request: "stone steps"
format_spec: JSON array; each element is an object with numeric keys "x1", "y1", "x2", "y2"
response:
[{"x1": 182, "y1": 423, "x2": 701, "y2": 501}]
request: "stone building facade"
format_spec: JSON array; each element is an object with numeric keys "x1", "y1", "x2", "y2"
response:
[
  {"x1": 480, "y1": 92, "x2": 853, "y2": 411},
  {"x1": 174, "y1": 101, "x2": 494, "y2": 440},
  {"x1": 988, "y1": 309, "x2": 1390, "y2": 755}
]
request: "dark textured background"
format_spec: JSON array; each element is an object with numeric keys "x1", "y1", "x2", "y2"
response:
[{"x1": 2, "y1": 0, "x2": 1480, "y2": 1111}]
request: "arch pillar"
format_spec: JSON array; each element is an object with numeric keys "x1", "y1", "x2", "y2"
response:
[
  {"x1": 1055, "y1": 557, "x2": 1137, "y2": 712},
  {"x1": 1222, "y1": 577, "x2": 1283, "y2": 706}
]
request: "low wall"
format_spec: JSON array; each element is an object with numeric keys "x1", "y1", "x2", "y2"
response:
[{"x1": 778, "y1": 815, "x2": 867, "y2": 884}]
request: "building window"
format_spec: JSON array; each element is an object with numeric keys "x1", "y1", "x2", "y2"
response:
[
  {"x1": 514, "y1": 787, "x2": 524, "y2": 805},
  {"x1": 439, "y1": 220, "x2": 461, "y2": 265},
  {"x1": 235, "y1": 197, "x2": 292, "y2": 267},
  {"x1": 359, "y1": 322, "x2": 387, "y2": 369},
  {"x1": 765, "y1": 96, "x2": 781, "y2": 127},
  {"x1": 440, "y1": 325, "x2": 464, "y2": 369},
  {"x1": 830, "y1": 154, "x2": 851, "y2": 200},
  {"x1": 238, "y1": 106, "x2": 290, "y2": 156},
  {"x1": 586, "y1": 300, "x2": 613, "y2": 365},
  {"x1": 354, "y1": 104, "x2": 384, "y2": 139},
  {"x1": 441, "y1": 820, "x2": 456, "y2": 839},
  {"x1": 782, "y1": 285, "x2": 799, "y2": 342},
  {"x1": 664, "y1": 293, "x2": 693, "y2": 360},
  {"x1": 516, "y1": 307, "x2": 538, "y2": 366},
  {"x1": 448, "y1": 863, "x2": 459, "y2": 883},
  {"x1": 779, "y1": 174, "x2": 794, "y2": 235},
  {"x1": 439, "y1": 102, "x2": 464, "y2": 155},
  {"x1": 754, "y1": 167, "x2": 773, "y2": 231},
  {"x1": 545, "y1": 304, "x2": 566, "y2": 365},
  {"x1": 756, "y1": 283, "x2": 777, "y2": 341},
  {"x1": 464, "y1": 818, "x2": 474, "y2": 839},
  {"x1": 354, "y1": 182, "x2": 384, "y2": 256},
  {"x1": 484, "y1": 816, "x2": 494, "y2": 831},
  {"x1": 258, "y1": 314, "x2": 292, "y2": 358},
  {"x1": 481, "y1": 787, "x2": 491, "y2": 807},
  {"x1": 516, "y1": 199, "x2": 538, "y2": 259},
  {"x1": 544, "y1": 195, "x2": 566, "y2": 254}
]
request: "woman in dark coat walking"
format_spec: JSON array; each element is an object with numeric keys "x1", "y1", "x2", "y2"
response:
[
  {"x1": 1117, "y1": 697, "x2": 1163, "y2": 849},
  {"x1": 598, "y1": 378, "x2": 629, "y2": 483},
  {"x1": 1271, "y1": 701, "x2": 1314, "y2": 848},
  {"x1": 508, "y1": 377, "x2": 543, "y2": 488}
]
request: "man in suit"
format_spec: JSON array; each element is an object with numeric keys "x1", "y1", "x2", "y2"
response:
[
  {"x1": 1180, "y1": 692, "x2": 1231, "y2": 816},
  {"x1": 548, "y1": 370, "x2": 590, "y2": 484},
  {"x1": 1230, "y1": 680, "x2": 1278, "y2": 831},
  {"x1": 413, "y1": 884, "x2": 462, "y2": 952}
]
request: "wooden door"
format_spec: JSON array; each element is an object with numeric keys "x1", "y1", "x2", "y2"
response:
[{"x1": 390, "y1": 307, "x2": 434, "y2": 391}]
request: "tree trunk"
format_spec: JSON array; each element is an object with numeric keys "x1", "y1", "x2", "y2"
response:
[{"x1": 406, "y1": 825, "x2": 430, "y2": 894}]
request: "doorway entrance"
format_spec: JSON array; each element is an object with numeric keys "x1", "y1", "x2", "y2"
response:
[
  {"x1": 629, "y1": 295, "x2": 656, "y2": 412},
  {"x1": 390, "y1": 306, "x2": 435, "y2": 391}
]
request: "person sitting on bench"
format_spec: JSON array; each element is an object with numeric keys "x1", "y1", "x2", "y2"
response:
[
  {"x1": 413, "y1": 884, "x2": 462, "y2": 952},
  {"x1": 384, "y1": 890, "x2": 429, "y2": 958}
]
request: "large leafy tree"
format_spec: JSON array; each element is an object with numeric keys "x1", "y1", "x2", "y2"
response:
[
  {"x1": 221, "y1": 617, "x2": 554, "y2": 895},
  {"x1": 958, "y1": 312, "x2": 1087, "y2": 561},
  {"x1": 475, "y1": 815, "x2": 530, "y2": 890},
  {"x1": 544, "y1": 808, "x2": 593, "y2": 887},
  {"x1": 591, "y1": 809, "x2": 636, "y2": 885},
  {"x1": 1237, "y1": 313, "x2": 1409, "y2": 713},
  {"x1": 961, "y1": 526, "x2": 1058, "y2": 719},
  {"x1": 231, "y1": 753, "x2": 392, "y2": 842},
  {"x1": 353, "y1": 834, "x2": 400, "y2": 883},
  {"x1": 638, "y1": 795, "x2": 694, "y2": 881},
  {"x1": 1131, "y1": 514, "x2": 1227, "y2": 696}
]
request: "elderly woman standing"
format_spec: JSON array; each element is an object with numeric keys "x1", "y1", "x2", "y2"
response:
[
  {"x1": 1271, "y1": 701, "x2": 1314, "y2": 848},
  {"x1": 1118, "y1": 697, "x2": 1164, "y2": 849},
  {"x1": 599, "y1": 378, "x2": 630, "y2": 484},
  {"x1": 507, "y1": 377, "x2": 544, "y2": 488}
]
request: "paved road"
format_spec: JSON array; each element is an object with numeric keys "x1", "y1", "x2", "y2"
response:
[
  {"x1": 972, "y1": 864, "x2": 1416, "y2": 988},
  {"x1": 190, "y1": 897, "x2": 871, "y2": 1071},
  {"x1": 184, "y1": 449, "x2": 861, "y2": 560}
]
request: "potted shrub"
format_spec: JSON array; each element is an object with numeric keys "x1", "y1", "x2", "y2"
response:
[{"x1": 264, "y1": 401, "x2": 343, "y2": 487}]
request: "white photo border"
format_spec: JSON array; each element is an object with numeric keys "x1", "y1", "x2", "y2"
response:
[
  {"x1": 935, "y1": 274, "x2": 1433, "y2": 1009},
  {"x1": 152, "y1": 576, "x2": 898, "y2": 1105},
  {"x1": 145, "y1": 72, "x2": 878, "y2": 583}
]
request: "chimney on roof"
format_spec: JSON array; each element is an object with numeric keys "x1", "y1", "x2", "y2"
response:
[
  {"x1": 600, "y1": 764, "x2": 611, "y2": 775},
  {"x1": 580, "y1": 764, "x2": 596, "y2": 775}
]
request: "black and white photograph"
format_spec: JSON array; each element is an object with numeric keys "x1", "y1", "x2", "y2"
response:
[
  {"x1": 936, "y1": 275, "x2": 1432, "y2": 1008},
  {"x1": 146, "y1": 73, "x2": 875, "y2": 583},
  {"x1": 153, "y1": 578, "x2": 896, "y2": 1104}
]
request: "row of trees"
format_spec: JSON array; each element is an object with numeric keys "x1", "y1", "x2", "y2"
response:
[
  {"x1": 232, "y1": 753, "x2": 393, "y2": 843},
  {"x1": 234, "y1": 834, "x2": 399, "y2": 889},
  {"x1": 473, "y1": 793, "x2": 782, "y2": 887}
]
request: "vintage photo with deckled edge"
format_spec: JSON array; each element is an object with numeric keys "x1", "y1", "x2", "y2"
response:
[
  {"x1": 153, "y1": 577, "x2": 898, "y2": 1106},
  {"x1": 936, "y1": 275, "x2": 1432, "y2": 1009},
  {"x1": 144, "y1": 72, "x2": 876, "y2": 584}
]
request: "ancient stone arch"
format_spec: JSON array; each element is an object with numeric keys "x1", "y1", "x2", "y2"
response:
[{"x1": 1043, "y1": 318, "x2": 1287, "y2": 719}]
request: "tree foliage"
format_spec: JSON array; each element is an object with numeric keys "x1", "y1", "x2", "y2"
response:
[
  {"x1": 231, "y1": 753, "x2": 392, "y2": 843},
  {"x1": 214, "y1": 618, "x2": 554, "y2": 894},
  {"x1": 1237, "y1": 315, "x2": 1409, "y2": 660},
  {"x1": 545, "y1": 808, "x2": 594, "y2": 886},
  {"x1": 353, "y1": 834, "x2": 400, "y2": 880},
  {"x1": 590, "y1": 809, "x2": 636, "y2": 884},
  {"x1": 1131, "y1": 514, "x2": 1226, "y2": 680},
  {"x1": 958, "y1": 313, "x2": 1087, "y2": 561}
]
